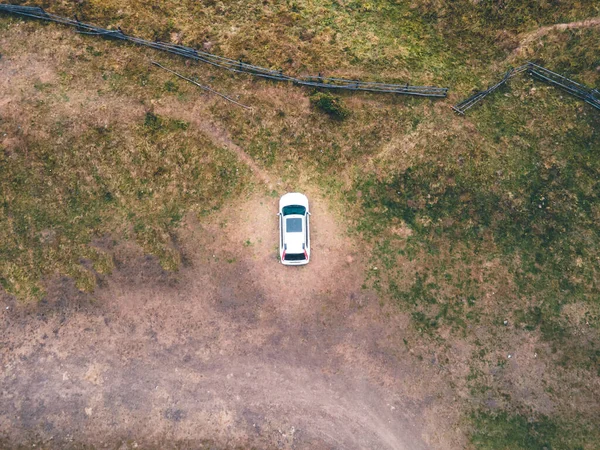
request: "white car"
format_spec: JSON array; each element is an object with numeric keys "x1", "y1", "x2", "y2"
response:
[{"x1": 278, "y1": 193, "x2": 311, "y2": 265}]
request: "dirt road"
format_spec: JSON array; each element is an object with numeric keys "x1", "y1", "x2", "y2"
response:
[{"x1": 0, "y1": 194, "x2": 442, "y2": 449}]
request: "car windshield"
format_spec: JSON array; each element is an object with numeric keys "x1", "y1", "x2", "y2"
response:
[
  {"x1": 286, "y1": 218, "x2": 303, "y2": 233},
  {"x1": 282, "y1": 205, "x2": 306, "y2": 216},
  {"x1": 284, "y1": 253, "x2": 306, "y2": 261}
]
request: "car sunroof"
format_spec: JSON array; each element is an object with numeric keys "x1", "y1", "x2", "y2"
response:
[{"x1": 286, "y1": 217, "x2": 303, "y2": 233}]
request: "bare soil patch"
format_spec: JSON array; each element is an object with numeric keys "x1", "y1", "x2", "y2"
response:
[{"x1": 0, "y1": 193, "x2": 453, "y2": 449}]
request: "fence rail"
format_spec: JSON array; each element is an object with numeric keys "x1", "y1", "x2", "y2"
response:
[
  {"x1": 0, "y1": 4, "x2": 449, "y2": 98},
  {"x1": 453, "y1": 62, "x2": 600, "y2": 114}
]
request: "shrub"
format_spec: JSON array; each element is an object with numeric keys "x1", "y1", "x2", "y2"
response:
[{"x1": 309, "y1": 92, "x2": 350, "y2": 120}]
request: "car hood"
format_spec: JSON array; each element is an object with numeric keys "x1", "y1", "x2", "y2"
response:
[{"x1": 280, "y1": 192, "x2": 309, "y2": 210}]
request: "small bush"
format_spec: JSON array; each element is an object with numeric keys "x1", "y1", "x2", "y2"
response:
[
  {"x1": 144, "y1": 111, "x2": 163, "y2": 131},
  {"x1": 309, "y1": 92, "x2": 350, "y2": 120}
]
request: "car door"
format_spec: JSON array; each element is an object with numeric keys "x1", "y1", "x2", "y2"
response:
[
  {"x1": 279, "y1": 213, "x2": 284, "y2": 251},
  {"x1": 305, "y1": 212, "x2": 310, "y2": 253}
]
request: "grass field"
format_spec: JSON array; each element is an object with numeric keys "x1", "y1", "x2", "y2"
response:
[{"x1": 1, "y1": 0, "x2": 599, "y2": 448}]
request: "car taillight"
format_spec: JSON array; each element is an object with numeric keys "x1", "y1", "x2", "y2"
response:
[
  {"x1": 282, "y1": 251, "x2": 286, "y2": 260},
  {"x1": 304, "y1": 250, "x2": 308, "y2": 260}
]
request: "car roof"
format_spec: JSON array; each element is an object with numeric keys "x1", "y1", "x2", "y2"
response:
[{"x1": 283, "y1": 214, "x2": 306, "y2": 252}]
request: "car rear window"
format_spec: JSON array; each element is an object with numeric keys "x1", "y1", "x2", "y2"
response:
[
  {"x1": 282, "y1": 205, "x2": 306, "y2": 216},
  {"x1": 284, "y1": 253, "x2": 306, "y2": 261},
  {"x1": 286, "y1": 218, "x2": 303, "y2": 233}
]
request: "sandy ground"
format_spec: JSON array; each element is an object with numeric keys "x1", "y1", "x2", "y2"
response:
[{"x1": 0, "y1": 192, "x2": 449, "y2": 449}]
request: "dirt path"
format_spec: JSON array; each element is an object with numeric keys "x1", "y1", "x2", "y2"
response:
[
  {"x1": 513, "y1": 17, "x2": 600, "y2": 56},
  {"x1": 0, "y1": 194, "x2": 444, "y2": 449},
  {"x1": 155, "y1": 100, "x2": 275, "y2": 190}
]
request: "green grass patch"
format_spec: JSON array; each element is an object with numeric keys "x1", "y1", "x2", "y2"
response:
[
  {"x1": 470, "y1": 410, "x2": 600, "y2": 450},
  {"x1": 471, "y1": 411, "x2": 557, "y2": 450}
]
